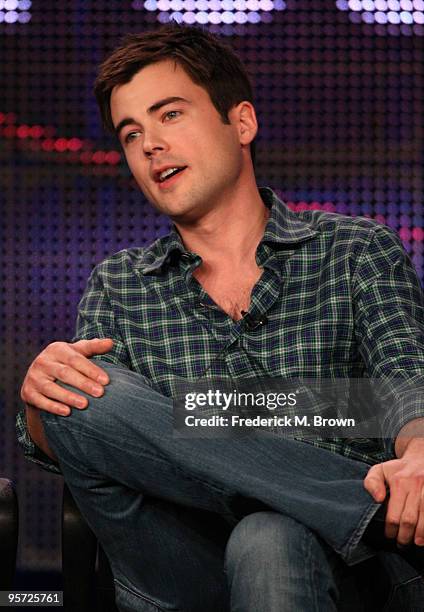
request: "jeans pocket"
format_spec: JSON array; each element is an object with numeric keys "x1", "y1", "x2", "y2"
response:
[
  {"x1": 383, "y1": 575, "x2": 424, "y2": 612},
  {"x1": 114, "y1": 579, "x2": 180, "y2": 612}
]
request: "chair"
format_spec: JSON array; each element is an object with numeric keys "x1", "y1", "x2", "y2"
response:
[
  {"x1": 62, "y1": 484, "x2": 118, "y2": 612},
  {"x1": 0, "y1": 478, "x2": 19, "y2": 589}
]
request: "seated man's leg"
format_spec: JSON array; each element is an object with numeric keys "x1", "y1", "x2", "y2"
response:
[
  {"x1": 224, "y1": 512, "x2": 345, "y2": 611},
  {"x1": 225, "y1": 513, "x2": 424, "y2": 611},
  {"x1": 41, "y1": 362, "x2": 380, "y2": 566}
]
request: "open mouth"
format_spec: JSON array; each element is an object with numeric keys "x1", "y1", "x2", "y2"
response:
[{"x1": 156, "y1": 166, "x2": 187, "y2": 185}]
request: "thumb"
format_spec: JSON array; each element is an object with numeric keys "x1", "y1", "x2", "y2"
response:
[
  {"x1": 363, "y1": 464, "x2": 387, "y2": 502},
  {"x1": 74, "y1": 338, "x2": 114, "y2": 356}
]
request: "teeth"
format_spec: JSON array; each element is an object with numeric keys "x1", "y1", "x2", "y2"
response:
[{"x1": 160, "y1": 167, "x2": 180, "y2": 181}]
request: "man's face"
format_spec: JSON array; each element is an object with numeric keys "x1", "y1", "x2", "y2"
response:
[{"x1": 110, "y1": 60, "x2": 251, "y2": 223}]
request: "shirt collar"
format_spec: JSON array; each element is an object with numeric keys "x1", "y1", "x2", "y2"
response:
[{"x1": 137, "y1": 187, "x2": 318, "y2": 274}]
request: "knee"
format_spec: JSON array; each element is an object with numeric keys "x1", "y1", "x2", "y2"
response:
[
  {"x1": 224, "y1": 512, "x2": 316, "y2": 574},
  {"x1": 41, "y1": 363, "x2": 152, "y2": 442}
]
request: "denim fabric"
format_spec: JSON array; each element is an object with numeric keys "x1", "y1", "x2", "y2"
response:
[{"x1": 40, "y1": 363, "x2": 424, "y2": 611}]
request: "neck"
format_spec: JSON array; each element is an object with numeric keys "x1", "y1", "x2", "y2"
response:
[{"x1": 174, "y1": 184, "x2": 269, "y2": 269}]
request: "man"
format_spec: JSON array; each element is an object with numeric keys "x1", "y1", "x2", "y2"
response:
[{"x1": 17, "y1": 24, "x2": 424, "y2": 611}]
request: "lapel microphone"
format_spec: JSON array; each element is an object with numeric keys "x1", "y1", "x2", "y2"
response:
[{"x1": 241, "y1": 310, "x2": 268, "y2": 330}]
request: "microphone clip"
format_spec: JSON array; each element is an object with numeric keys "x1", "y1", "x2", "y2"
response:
[{"x1": 241, "y1": 310, "x2": 268, "y2": 330}]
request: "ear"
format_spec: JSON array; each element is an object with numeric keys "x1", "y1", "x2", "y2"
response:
[{"x1": 230, "y1": 101, "x2": 258, "y2": 146}]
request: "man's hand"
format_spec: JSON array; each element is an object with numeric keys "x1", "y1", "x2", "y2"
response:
[
  {"x1": 21, "y1": 338, "x2": 114, "y2": 416},
  {"x1": 364, "y1": 438, "x2": 424, "y2": 547}
]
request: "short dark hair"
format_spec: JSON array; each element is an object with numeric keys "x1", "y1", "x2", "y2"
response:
[{"x1": 94, "y1": 24, "x2": 256, "y2": 164}]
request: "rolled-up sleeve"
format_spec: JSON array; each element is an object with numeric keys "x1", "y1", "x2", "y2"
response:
[{"x1": 352, "y1": 224, "x2": 424, "y2": 458}]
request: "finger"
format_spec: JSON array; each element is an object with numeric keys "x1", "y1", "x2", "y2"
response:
[
  {"x1": 397, "y1": 488, "x2": 420, "y2": 546},
  {"x1": 28, "y1": 392, "x2": 74, "y2": 416},
  {"x1": 39, "y1": 380, "x2": 91, "y2": 409},
  {"x1": 47, "y1": 362, "x2": 106, "y2": 399},
  {"x1": 73, "y1": 338, "x2": 114, "y2": 359},
  {"x1": 364, "y1": 465, "x2": 387, "y2": 502},
  {"x1": 414, "y1": 488, "x2": 424, "y2": 546},
  {"x1": 384, "y1": 487, "x2": 407, "y2": 540},
  {"x1": 61, "y1": 350, "x2": 111, "y2": 386}
]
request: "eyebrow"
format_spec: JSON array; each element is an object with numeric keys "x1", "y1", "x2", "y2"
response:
[{"x1": 114, "y1": 96, "x2": 190, "y2": 137}]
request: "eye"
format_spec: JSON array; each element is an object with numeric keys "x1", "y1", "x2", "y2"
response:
[
  {"x1": 124, "y1": 130, "x2": 142, "y2": 144},
  {"x1": 163, "y1": 110, "x2": 181, "y2": 121}
]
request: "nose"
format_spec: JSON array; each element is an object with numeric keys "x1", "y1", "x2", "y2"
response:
[{"x1": 142, "y1": 127, "x2": 168, "y2": 158}]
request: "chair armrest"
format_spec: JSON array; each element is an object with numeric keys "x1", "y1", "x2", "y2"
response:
[
  {"x1": 0, "y1": 478, "x2": 18, "y2": 589},
  {"x1": 62, "y1": 484, "x2": 97, "y2": 612}
]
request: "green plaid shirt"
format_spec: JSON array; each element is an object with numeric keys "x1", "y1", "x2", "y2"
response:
[{"x1": 17, "y1": 188, "x2": 424, "y2": 473}]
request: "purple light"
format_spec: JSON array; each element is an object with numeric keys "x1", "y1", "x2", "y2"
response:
[
  {"x1": 4, "y1": 0, "x2": 18, "y2": 9},
  {"x1": 234, "y1": 9, "x2": 248, "y2": 20},
  {"x1": 169, "y1": 10, "x2": 183, "y2": 20},
  {"x1": 195, "y1": 9, "x2": 208, "y2": 21},
  {"x1": 259, "y1": 0, "x2": 274, "y2": 10},
  {"x1": 339, "y1": 0, "x2": 423, "y2": 32},
  {"x1": 221, "y1": 9, "x2": 234, "y2": 21},
  {"x1": 17, "y1": 8, "x2": 29, "y2": 21},
  {"x1": 4, "y1": 9, "x2": 17, "y2": 21},
  {"x1": 247, "y1": 9, "x2": 260, "y2": 20},
  {"x1": 141, "y1": 0, "x2": 286, "y2": 29},
  {"x1": 348, "y1": 0, "x2": 362, "y2": 9},
  {"x1": 375, "y1": 10, "x2": 388, "y2": 20},
  {"x1": 208, "y1": 9, "x2": 221, "y2": 21},
  {"x1": 387, "y1": 9, "x2": 401, "y2": 20},
  {"x1": 157, "y1": 10, "x2": 170, "y2": 20},
  {"x1": 400, "y1": 8, "x2": 414, "y2": 19},
  {"x1": 182, "y1": 10, "x2": 196, "y2": 21}
]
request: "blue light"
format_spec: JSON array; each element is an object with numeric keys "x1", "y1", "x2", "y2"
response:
[
  {"x1": 400, "y1": 8, "x2": 414, "y2": 19},
  {"x1": 195, "y1": 9, "x2": 208, "y2": 21},
  {"x1": 247, "y1": 9, "x2": 260, "y2": 20},
  {"x1": 17, "y1": 8, "x2": 30, "y2": 21}
]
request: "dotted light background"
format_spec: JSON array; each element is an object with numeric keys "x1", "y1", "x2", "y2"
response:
[{"x1": 1, "y1": 0, "x2": 423, "y2": 573}]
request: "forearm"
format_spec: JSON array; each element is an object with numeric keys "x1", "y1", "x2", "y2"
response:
[
  {"x1": 25, "y1": 405, "x2": 58, "y2": 462},
  {"x1": 395, "y1": 417, "x2": 424, "y2": 458}
]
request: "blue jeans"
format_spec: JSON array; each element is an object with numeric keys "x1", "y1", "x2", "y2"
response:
[{"x1": 41, "y1": 363, "x2": 424, "y2": 611}]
